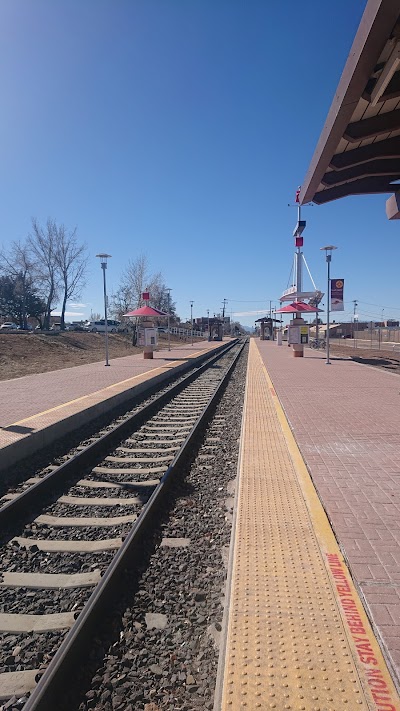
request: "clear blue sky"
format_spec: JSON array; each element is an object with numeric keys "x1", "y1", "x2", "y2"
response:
[{"x1": 1, "y1": 0, "x2": 397, "y2": 328}]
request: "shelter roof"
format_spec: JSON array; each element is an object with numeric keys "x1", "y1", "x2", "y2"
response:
[
  {"x1": 300, "y1": 0, "x2": 400, "y2": 213},
  {"x1": 123, "y1": 306, "x2": 167, "y2": 317},
  {"x1": 276, "y1": 301, "x2": 322, "y2": 314}
]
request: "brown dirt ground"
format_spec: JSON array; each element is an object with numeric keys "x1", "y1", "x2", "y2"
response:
[
  {"x1": 0, "y1": 331, "x2": 199, "y2": 381},
  {"x1": 329, "y1": 341, "x2": 400, "y2": 374}
]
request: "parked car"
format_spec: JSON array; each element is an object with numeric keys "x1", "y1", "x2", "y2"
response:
[
  {"x1": 87, "y1": 319, "x2": 121, "y2": 333},
  {"x1": 0, "y1": 322, "x2": 18, "y2": 330},
  {"x1": 69, "y1": 322, "x2": 90, "y2": 331}
]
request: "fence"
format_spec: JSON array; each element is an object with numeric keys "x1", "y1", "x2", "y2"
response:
[
  {"x1": 333, "y1": 326, "x2": 400, "y2": 351},
  {"x1": 169, "y1": 327, "x2": 205, "y2": 338}
]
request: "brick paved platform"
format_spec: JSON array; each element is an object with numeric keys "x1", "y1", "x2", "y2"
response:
[
  {"x1": 0, "y1": 340, "x2": 223, "y2": 472},
  {"x1": 255, "y1": 339, "x2": 400, "y2": 689}
]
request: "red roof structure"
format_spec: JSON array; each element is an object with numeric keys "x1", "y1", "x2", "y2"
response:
[
  {"x1": 275, "y1": 301, "x2": 322, "y2": 314},
  {"x1": 123, "y1": 306, "x2": 167, "y2": 317}
]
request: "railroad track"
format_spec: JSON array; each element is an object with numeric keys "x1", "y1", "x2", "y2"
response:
[{"x1": 0, "y1": 338, "x2": 245, "y2": 710}]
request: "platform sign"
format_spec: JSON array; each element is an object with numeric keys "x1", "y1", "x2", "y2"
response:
[
  {"x1": 331, "y1": 279, "x2": 344, "y2": 311},
  {"x1": 288, "y1": 325, "x2": 300, "y2": 344},
  {"x1": 144, "y1": 327, "x2": 157, "y2": 346},
  {"x1": 300, "y1": 325, "x2": 309, "y2": 344},
  {"x1": 137, "y1": 327, "x2": 158, "y2": 346},
  {"x1": 288, "y1": 325, "x2": 309, "y2": 344}
]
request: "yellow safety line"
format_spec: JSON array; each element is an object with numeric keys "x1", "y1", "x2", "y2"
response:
[
  {"x1": 8, "y1": 367, "x2": 168, "y2": 427},
  {"x1": 257, "y1": 342, "x2": 399, "y2": 711},
  {"x1": 8, "y1": 346, "x2": 216, "y2": 428},
  {"x1": 220, "y1": 340, "x2": 400, "y2": 711},
  {"x1": 255, "y1": 341, "x2": 400, "y2": 710}
]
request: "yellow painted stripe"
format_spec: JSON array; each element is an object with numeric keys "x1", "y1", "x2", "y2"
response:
[
  {"x1": 8, "y1": 367, "x2": 167, "y2": 427},
  {"x1": 220, "y1": 340, "x2": 400, "y2": 711},
  {"x1": 8, "y1": 344, "x2": 218, "y2": 428},
  {"x1": 256, "y1": 343, "x2": 400, "y2": 710}
]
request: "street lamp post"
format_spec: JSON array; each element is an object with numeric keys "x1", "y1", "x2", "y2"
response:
[
  {"x1": 352, "y1": 300, "x2": 358, "y2": 346},
  {"x1": 166, "y1": 288, "x2": 172, "y2": 351},
  {"x1": 96, "y1": 253, "x2": 112, "y2": 366},
  {"x1": 354, "y1": 314, "x2": 358, "y2": 349},
  {"x1": 190, "y1": 301, "x2": 194, "y2": 345},
  {"x1": 207, "y1": 309, "x2": 210, "y2": 340},
  {"x1": 320, "y1": 245, "x2": 337, "y2": 365}
]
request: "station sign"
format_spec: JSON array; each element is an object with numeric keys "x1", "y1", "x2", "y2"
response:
[{"x1": 288, "y1": 325, "x2": 309, "y2": 344}]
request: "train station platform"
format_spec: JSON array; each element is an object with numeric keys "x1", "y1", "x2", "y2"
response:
[
  {"x1": 0, "y1": 340, "x2": 223, "y2": 473},
  {"x1": 217, "y1": 338, "x2": 400, "y2": 711}
]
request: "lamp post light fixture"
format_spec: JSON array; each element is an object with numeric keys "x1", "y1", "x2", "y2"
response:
[
  {"x1": 96, "y1": 253, "x2": 112, "y2": 366},
  {"x1": 166, "y1": 288, "x2": 172, "y2": 351},
  {"x1": 190, "y1": 301, "x2": 194, "y2": 345},
  {"x1": 320, "y1": 245, "x2": 337, "y2": 365}
]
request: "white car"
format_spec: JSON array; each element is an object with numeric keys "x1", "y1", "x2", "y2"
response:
[
  {"x1": 87, "y1": 319, "x2": 121, "y2": 333},
  {"x1": 0, "y1": 322, "x2": 18, "y2": 330}
]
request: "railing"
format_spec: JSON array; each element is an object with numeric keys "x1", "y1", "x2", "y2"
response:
[
  {"x1": 169, "y1": 327, "x2": 205, "y2": 337},
  {"x1": 330, "y1": 327, "x2": 400, "y2": 351}
]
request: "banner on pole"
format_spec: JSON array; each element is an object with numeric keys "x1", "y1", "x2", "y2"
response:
[{"x1": 330, "y1": 279, "x2": 344, "y2": 311}]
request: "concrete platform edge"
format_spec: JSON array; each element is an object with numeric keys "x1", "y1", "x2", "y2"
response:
[
  {"x1": 0, "y1": 347, "x2": 219, "y2": 473},
  {"x1": 212, "y1": 346, "x2": 250, "y2": 711}
]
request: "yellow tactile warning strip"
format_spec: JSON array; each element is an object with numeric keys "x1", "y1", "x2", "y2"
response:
[{"x1": 219, "y1": 340, "x2": 400, "y2": 711}]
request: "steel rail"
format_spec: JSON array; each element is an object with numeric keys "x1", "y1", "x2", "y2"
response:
[
  {"x1": 22, "y1": 339, "x2": 245, "y2": 711},
  {"x1": 0, "y1": 340, "x2": 238, "y2": 536}
]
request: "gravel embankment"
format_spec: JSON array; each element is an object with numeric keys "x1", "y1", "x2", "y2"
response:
[{"x1": 68, "y1": 345, "x2": 248, "y2": 711}]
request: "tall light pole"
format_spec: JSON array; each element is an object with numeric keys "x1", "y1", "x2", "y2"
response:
[
  {"x1": 320, "y1": 245, "x2": 337, "y2": 365},
  {"x1": 353, "y1": 300, "x2": 358, "y2": 347},
  {"x1": 96, "y1": 253, "x2": 112, "y2": 366},
  {"x1": 272, "y1": 306, "x2": 276, "y2": 340},
  {"x1": 166, "y1": 288, "x2": 172, "y2": 351},
  {"x1": 190, "y1": 301, "x2": 194, "y2": 345},
  {"x1": 207, "y1": 309, "x2": 210, "y2": 340}
]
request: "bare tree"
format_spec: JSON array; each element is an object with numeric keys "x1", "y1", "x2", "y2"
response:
[
  {"x1": 28, "y1": 219, "x2": 61, "y2": 330},
  {"x1": 110, "y1": 254, "x2": 151, "y2": 319},
  {"x1": 55, "y1": 225, "x2": 88, "y2": 329},
  {"x1": 110, "y1": 255, "x2": 177, "y2": 331},
  {"x1": 0, "y1": 241, "x2": 38, "y2": 328}
]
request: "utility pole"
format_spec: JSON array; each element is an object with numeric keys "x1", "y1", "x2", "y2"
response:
[
  {"x1": 166, "y1": 288, "x2": 172, "y2": 351},
  {"x1": 269, "y1": 300, "x2": 273, "y2": 339},
  {"x1": 222, "y1": 298, "x2": 228, "y2": 336},
  {"x1": 190, "y1": 301, "x2": 194, "y2": 345}
]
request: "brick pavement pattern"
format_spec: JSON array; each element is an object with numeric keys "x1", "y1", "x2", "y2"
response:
[
  {"x1": 256, "y1": 339, "x2": 400, "y2": 685},
  {"x1": 0, "y1": 342, "x2": 214, "y2": 428}
]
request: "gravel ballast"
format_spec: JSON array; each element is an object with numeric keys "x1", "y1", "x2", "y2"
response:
[{"x1": 67, "y1": 344, "x2": 248, "y2": 711}]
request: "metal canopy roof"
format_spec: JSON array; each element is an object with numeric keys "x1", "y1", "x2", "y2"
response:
[{"x1": 300, "y1": 0, "x2": 400, "y2": 216}]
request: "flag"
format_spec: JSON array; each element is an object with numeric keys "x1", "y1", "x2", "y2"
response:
[{"x1": 142, "y1": 292, "x2": 150, "y2": 301}]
